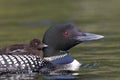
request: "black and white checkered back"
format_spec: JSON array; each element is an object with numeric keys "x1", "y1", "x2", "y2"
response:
[{"x1": 0, "y1": 55, "x2": 55, "y2": 74}]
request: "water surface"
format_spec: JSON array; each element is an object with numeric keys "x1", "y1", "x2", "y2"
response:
[{"x1": 0, "y1": 0, "x2": 120, "y2": 80}]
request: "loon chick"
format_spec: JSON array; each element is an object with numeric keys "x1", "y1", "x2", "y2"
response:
[
  {"x1": 0, "y1": 38, "x2": 48, "y2": 57},
  {"x1": 43, "y1": 23, "x2": 104, "y2": 71}
]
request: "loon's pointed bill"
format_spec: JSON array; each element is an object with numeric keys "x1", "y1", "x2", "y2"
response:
[
  {"x1": 42, "y1": 44, "x2": 48, "y2": 48},
  {"x1": 74, "y1": 32, "x2": 104, "y2": 41}
]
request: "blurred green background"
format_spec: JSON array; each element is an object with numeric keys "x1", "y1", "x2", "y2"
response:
[{"x1": 0, "y1": 0, "x2": 120, "y2": 80}]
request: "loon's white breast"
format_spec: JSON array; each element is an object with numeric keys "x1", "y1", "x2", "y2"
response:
[
  {"x1": 44, "y1": 53, "x2": 81, "y2": 71},
  {"x1": 65, "y1": 59, "x2": 81, "y2": 71}
]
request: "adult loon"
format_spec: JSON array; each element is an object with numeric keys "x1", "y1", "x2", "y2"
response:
[
  {"x1": 0, "y1": 23, "x2": 104, "y2": 74},
  {"x1": 0, "y1": 38, "x2": 48, "y2": 57},
  {"x1": 43, "y1": 23, "x2": 104, "y2": 71}
]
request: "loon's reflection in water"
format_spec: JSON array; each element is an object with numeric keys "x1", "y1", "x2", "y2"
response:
[
  {"x1": 0, "y1": 73, "x2": 37, "y2": 80},
  {"x1": 0, "y1": 70, "x2": 80, "y2": 80},
  {"x1": 43, "y1": 71, "x2": 80, "y2": 80},
  {"x1": 0, "y1": 63, "x2": 100, "y2": 80}
]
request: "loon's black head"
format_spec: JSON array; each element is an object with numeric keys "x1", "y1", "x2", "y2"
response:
[{"x1": 43, "y1": 23, "x2": 104, "y2": 57}]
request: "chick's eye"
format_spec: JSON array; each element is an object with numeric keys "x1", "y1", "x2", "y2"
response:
[{"x1": 63, "y1": 31, "x2": 68, "y2": 36}]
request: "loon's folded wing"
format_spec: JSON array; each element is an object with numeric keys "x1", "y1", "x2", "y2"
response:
[{"x1": 0, "y1": 55, "x2": 55, "y2": 75}]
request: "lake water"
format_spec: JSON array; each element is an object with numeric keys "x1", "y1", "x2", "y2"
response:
[{"x1": 0, "y1": 0, "x2": 120, "y2": 80}]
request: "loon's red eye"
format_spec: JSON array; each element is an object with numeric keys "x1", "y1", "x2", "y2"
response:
[{"x1": 63, "y1": 31, "x2": 68, "y2": 36}]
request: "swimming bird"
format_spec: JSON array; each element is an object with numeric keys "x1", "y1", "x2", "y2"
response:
[
  {"x1": 0, "y1": 38, "x2": 48, "y2": 57},
  {"x1": 43, "y1": 23, "x2": 104, "y2": 71},
  {"x1": 0, "y1": 23, "x2": 104, "y2": 75}
]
